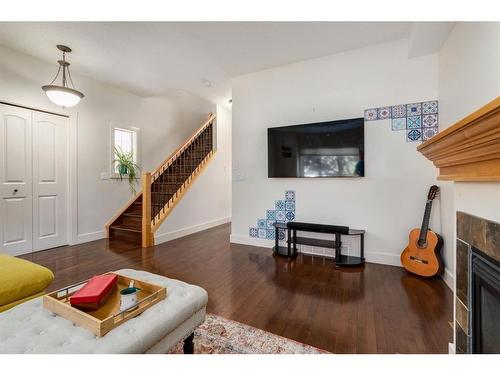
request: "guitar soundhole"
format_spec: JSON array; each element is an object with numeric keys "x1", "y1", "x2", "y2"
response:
[{"x1": 416, "y1": 239, "x2": 427, "y2": 248}]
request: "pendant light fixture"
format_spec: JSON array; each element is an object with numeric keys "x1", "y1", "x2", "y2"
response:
[{"x1": 42, "y1": 45, "x2": 84, "y2": 108}]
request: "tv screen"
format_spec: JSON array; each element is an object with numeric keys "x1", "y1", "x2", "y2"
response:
[{"x1": 268, "y1": 117, "x2": 364, "y2": 178}]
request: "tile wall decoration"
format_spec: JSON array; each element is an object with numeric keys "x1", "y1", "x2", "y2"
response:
[
  {"x1": 407, "y1": 128, "x2": 422, "y2": 142},
  {"x1": 249, "y1": 190, "x2": 296, "y2": 240},
  {"x1": 391, "y1": 117, "x2": 406, "y2": 131},
  {"x1": 365, "y1": 100, "x2": 439, "y2": 143},
  {"x1": 422, "y1": 127, "x2": 438, "y2": 141},
  {"x1": 377, "y1": 107, "x2": 391, "y2": 119}
]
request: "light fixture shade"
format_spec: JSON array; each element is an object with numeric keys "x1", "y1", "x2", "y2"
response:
[
  {"x1": 42, "y1": 85, "x2": 84, "y2": 108},
  {"x1": 42, "y1": 45, "x2": 84, "y2": 108}
]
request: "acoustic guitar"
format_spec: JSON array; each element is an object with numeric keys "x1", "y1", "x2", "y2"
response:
[{"x1": 400, "y1": 185, "x2": 443, "y2": 277}]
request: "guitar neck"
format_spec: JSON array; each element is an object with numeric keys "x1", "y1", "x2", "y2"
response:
[{"x1": 419, "y1": 200, "x2": 433, "y2": 241}]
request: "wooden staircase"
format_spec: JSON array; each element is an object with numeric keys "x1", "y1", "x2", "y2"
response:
[{"x1": 105, "y1": 113, "x2": 216, "y2": 247}]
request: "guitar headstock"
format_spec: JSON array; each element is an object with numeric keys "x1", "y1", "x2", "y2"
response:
[{"x1": 428, "y1": 185, "x2": 440, "y2": 200}]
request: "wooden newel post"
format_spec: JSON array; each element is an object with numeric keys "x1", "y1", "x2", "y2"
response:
[{"x1": 142, "y1": 172, "x2": 154, "y2": 248}]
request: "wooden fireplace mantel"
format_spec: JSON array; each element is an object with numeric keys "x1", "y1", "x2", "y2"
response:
[{"x1": 418, "y1": 96, "x2": 500, "y2": 181}]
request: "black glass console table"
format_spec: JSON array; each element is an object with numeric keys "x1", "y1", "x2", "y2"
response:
[{"x1": 273, "y1": 221, "x2": 365, "y2": 266}]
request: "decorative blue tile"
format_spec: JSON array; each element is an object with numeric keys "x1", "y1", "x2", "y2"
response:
[
  {"x1": 250, "y1": 190, "x2": 298, "y2": 240},
  {"x1": 285, "y1": 200, "x2": 295, "y2": 211},
  {"x1": 275, "y1": 200, "x2": 286, "y2": 211},
  {"x1": 266, "y1": 229, "x2": 275, "y2": 240},
  {"x1": 422, "y1": 100, "x2": 438, "y2": 114},
  {"x1": 391, "y1": 118, "x2": 406, "y2": 131},
  {"x1": 377, "y1": 106, "x2": 391, "y2": 120},
  {"x1": 391, "y1": 104, "x2": 406, "y2": 118},
  {"x1": 249, "y1": 228, "x2": 258, "y2": 238},
  {"x1": 422, "y1": 126, "x2": 439, "y2": 141},
  {"x1": 406, "y1": 103, "x2": 422, "y2": 117},
  {"x1": 275, "y1": 210, "x2": 286, "y2": 222},
  {"x1": 278, "y1": 229, "x2": 285, "y2": 241},
  {"x1": 364, "y1": 108, "x2": 378, "y2": 121},
  {"x1": 422, "y1": 114, "x2": 438, "y2": 128},
  {"x1": 407, "y1": 129, "x2": 422, "y2": 142},
  {"x1": 266, "y1": 210, "x2": 276, "y2": 221},
  {"x1": 407, "y1": 116, "x2": 422, "y2": 129},
  {"x1": 266, "y1": 220, "x2": 275, "y2": 230}
]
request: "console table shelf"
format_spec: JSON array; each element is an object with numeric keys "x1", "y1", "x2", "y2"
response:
[
  {"x1": 273, "y1": 221, "x2": 365, "y2": 267},
  {"x1": 293, "y1": 237, "x2": 336, "y2": 248}
]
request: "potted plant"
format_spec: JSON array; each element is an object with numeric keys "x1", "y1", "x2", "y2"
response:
[{"x1": 113, "y1": 146, "x2": 140, "y2": 194}]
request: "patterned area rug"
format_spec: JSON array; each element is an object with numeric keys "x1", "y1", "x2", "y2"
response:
[{"x1": 168, "y1": 314, "x2": 328, "y2": 354}]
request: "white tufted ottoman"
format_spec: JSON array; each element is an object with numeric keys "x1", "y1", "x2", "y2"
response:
[{"x1": 0, "y1": 269, "x2": 208, "y2": 354}]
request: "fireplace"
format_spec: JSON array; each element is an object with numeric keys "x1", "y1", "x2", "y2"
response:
[
  {"x1": 471, "y1": 249, "x2": 500, "y2": 353},
  {"x1": 456, "y1": 212, "x2": 500, "y2": 354}
]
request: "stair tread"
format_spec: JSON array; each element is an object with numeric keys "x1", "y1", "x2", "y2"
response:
[
  {"x1": 123, "y1": 212, "x2": 142, "y2": 217},
  {"x1": 110, "y1": 224, "x2": 141, "y2": 233}
]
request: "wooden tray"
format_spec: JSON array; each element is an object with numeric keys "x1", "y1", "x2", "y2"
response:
[{"x1": 43, "y1": 272, "x2": 167, "y2": 337}]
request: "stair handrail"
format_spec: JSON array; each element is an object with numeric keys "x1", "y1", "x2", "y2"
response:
[
  {"x1": 150, "y1": 112, "x2": 216, "y2": 181},
  {"x1": 141, "y1": 112, "x2": 216, "y2": 247}
]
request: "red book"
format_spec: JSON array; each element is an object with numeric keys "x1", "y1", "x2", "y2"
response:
[{"x1": 70, "y1": 274, "x2": 118, "y2": 310}]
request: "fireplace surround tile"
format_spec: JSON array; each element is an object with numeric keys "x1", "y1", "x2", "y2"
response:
[
  {"x1": 485, "y1": 220, "x2": 500, "y2": 263},
  {"x1": 456, "y1": 297, "x2": 468, "y2": 334},
  {"x1": 455, "y1": 211, "x2": 500, "y2": 353},
  {"x1": 456, "y1": 239, "x2": 469, "y2": 306},
  {"x1": 455, "y1": 324, "x2": 468, "y2": 354},
  {"x1": 457, "y1": 211, "x2": 472, "y2": 243},
  {"x1": 470, "y1": 216, "x2": 487, "y2": 252}
]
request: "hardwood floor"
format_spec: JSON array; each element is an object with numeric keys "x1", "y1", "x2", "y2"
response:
[{"x1": 19, "y1": 223, "x2": 453, "y2": 353}]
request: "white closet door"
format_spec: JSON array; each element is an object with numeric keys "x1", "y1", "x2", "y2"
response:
[
  {"x1": 0, "y1": 104, "x2": 33, "y2": 256},
  {"x1": 32, "y1": 111, "x2": 68, "y2": 251}
]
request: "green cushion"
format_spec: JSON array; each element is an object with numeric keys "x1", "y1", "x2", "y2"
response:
[{"x1": 0, "y1": 254, "x2": 54, "y2": 307}]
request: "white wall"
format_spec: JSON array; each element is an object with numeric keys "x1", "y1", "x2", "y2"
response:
[
  {"x1": 437, "y1": 22, "x2": 500, "y2": 286},
  {"x1": 231, "y1": 39, "x2": 445, "y2": 267},
  {"x1": 437, "y1": 22, "x2": 500, "y2": 350},
  {"x1": 439, "y1": 22, "x2": 500, "y2": 222},
  {"x1": 0, "y1": 44, "x2": 231, "y2": 247},
  {"x1": 153, "y1": 103, "x2": 232, "y2": 243}
]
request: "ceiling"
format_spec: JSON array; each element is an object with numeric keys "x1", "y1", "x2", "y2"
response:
[{"x1": 0, "y1": 22, "x2": 452, "y2": 106}]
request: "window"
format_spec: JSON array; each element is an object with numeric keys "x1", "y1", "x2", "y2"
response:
[{"x1": 110, "y1": 125, "x2": 140, "y2": 176}]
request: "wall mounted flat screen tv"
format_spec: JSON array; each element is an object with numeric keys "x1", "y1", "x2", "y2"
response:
[{"x1": 268, "y1": 117, "x2": 364, "y2": 178}]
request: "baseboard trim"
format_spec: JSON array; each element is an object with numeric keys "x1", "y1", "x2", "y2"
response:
[
  {"x1": 442, "y1": 267, "x2": 455, "y2": 292},
  {"x1": 230, "y1": 234, "x2": 274, "y2": 248},
  {"x1": 73, "y1": 218, "x2": 231, "y2": 247},
  {"x1": 448, "y1": 342, "x2": 455, "y2": 354},
  {"x1": 155, "y1": 216, "x2": 231, "y2": 245},
  {"x1": 230, "y1": 234, "x2": 403, "y2": 267},
  {"x1": 76, "y1": 230, "x2": 105, "y2": 244},
  {"x1": 364, "y1": 251, "x2": 401, "y2": 267}
]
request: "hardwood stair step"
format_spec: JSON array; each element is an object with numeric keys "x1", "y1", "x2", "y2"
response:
[
  {"x1": 123, "y1": 212, "x2": 141, "y2": 218},
  {"x1": 110, "y1": 224, "x2": 141, "y2": 233}
]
